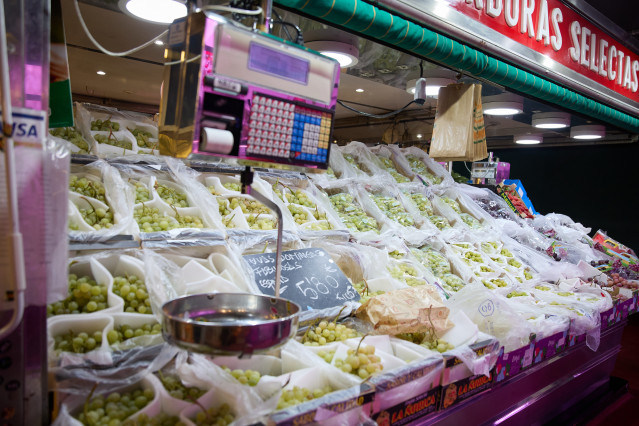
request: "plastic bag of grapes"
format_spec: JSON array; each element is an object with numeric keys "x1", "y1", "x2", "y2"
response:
[
  {"x1": 358, "y1": 184, "x2": 433, "y2": 246},
  {"x1": 176, "y1": 353, "x2": 268, "y2": 426},
  {"x1": 48, "y1": 313, "x2": 114, "y2": 366},
  {"x1": 399, "y1": 145, "x2": 454, "y2": 186},
  {"x1": 447, "y1": 285, "x2": 538, "y2": 353},
  {"x1": 308, "y1": 145, "x2": 357, "y2": 187},
  {"x1": 48, "y1": 257, "x2": 124, "y2": 318},
  {"x1": 52, "y1": 373, "x2": 163, "y2": 426},
  {"x1": 339, "y1": 141, "x2": 386, "y2": 179},
  {"x1": 49, "y1": 126, "x2": 93, "y2": 154},
  {"x1": 370, "y1": 144, "x2": 414, "y2": 184},
  {"x1": 68, "y1": 162, "x2": 136, "y2": 242}
]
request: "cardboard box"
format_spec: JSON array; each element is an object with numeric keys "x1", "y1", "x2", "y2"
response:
[{"x1": 372, "y1": 387, "x2": 441, "y2": 426}]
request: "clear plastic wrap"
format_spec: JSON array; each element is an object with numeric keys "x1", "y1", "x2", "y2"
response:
[
  {"x1": 309, "y1": 145, "x2": 359, "y2": 186},
  {"x1": 46, "y1": 137, "x2": 73, "y2": 304},
  {"x1": 356, "y1": 183, "x2": 432, "y2": 246},
  {"x1": 399, "y1": 146, "x2": 454, "y2": 186},
  {"x1": 340, "y1": 141, "x2": 393, "y2": 182},
  {"x1": 258, "y1": 172, "x2": 346, "y2": 234},
  {"x1": 75, "y1": 103, "x2": 161, "y2": 157},
  {"x1": 369, "y1": 144, "x2": 414, "y2": 184},
  {"x1": 68, "y1": 160, "x2": 135, "y2": 242},
  {"x1": 446, "y1": 285, "x2": 536, "y2": 352},
  {"x1": 320, "y1": 181, "x2": 389, "y2": 241},
  {"x1": 463, "y1": 186, "x2": 523, "y2": 222}
]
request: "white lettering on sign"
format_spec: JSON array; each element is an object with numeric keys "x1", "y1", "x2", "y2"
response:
[{"x1": 452, "y1": 0, "x2": 639, "y2": 98}]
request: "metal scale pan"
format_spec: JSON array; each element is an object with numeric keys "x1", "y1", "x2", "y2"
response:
[{"x1": 162, "y1": 293, "x2": 300, "y2": 357}]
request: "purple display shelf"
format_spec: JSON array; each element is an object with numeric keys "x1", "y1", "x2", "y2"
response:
[{"x1": 412, "y1": 320, "x2": 626, "y2": 425}]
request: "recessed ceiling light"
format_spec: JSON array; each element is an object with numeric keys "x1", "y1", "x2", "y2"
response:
[
  {"x1": 154, "y1": 40, "x2": 164, "y2": 46},
  {"x1": 416, "y1": 134, "x2": 423, "y2": 139},
  {"x1": 532, "y1": 112, "x2": 570, "y2": 129},
  {"x1": 355, "y1": 88, "x2": 364, "y2": 93},
  {"x1": 515, "y1": 134, "x2": 542, "y2": 144},
  {"x1": 306, "y1": 40, "x2": 359, "y2": 68},
  {"x1": 120, "y1": 0, "x2": 187, "y2": 24},
  {"x1": 96, "y1": 70, "x2": 106, "y2": 75},
  {"x1": 483, "y1": 94, "x2": 524, "y2": 116},
  {"x1": 570, "y1": 125, "x2": 605, "y2": 139}
]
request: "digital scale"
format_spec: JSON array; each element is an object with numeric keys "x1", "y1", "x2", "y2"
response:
[
  {"x1": 158, "y1": 11, "x2": 343, "y2": 355},
  {"x1": 159, "y1": 11, "x2": 340, "y2": 171},
  {"x1": 471, "y1": 155, "x2": 510, "y2": 185}
]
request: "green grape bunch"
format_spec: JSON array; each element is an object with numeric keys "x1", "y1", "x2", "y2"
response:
[
  {"x1": 353, "y1": 281, "x2": 385, "y2": 304},
  {"x1": 75, "y1": 388, "x2": 154, "y2": 426},
  {"x1": 74, "y1": 197, "x2": 114, "y2": 231},
  {"x1": 91, "y1": 119, "x2": 120, "y2": 132},
  {"x1": 334, "y1": 345, "x2": 383, "y2": 379},
  {"x1": 54, "y1": 329, "x2": 104, "y2": 353},
  {"x1": 131, "y1": 180, "x2": 152, "y2": 204},
  {"x1": 285, "y1": 189, "x2": 316, "y2": 208},
  {"x1": 371, "y1": 194, "x2": 414, "y2": 227},
  {"x1": 107, "y1": 323, "x2": 162, "y2": 345},
  {"x1": 329, "y1": 193, "x2": 379, "y2": 233},
  {"x1": 155, "y1": 183, "x2": 189, "y2": 207},
  {"x1": 157, "y1": 371, "x2": 206, "y2": 401},
  {"x1": 441, "y1": 197, "x2": 462, "y2": 213},
  {"x1": 95, "y1": 133, "x2": 133, "y2": 151},
  {"x1": 123, "y1": 413, "x2": 181, "y2": 426},
  {"x1": 218, "y1": 197, "x2": 269, "y2": 216},
  {"x1": 277, "y1": 386, "x2": 333, "y2": 410},
  {"x1": 47, "y1": 274, "x2": 108, "y2": 316},
  {"x1": 410, "y1": 193, "x2": 434, "y2": 216},
  {"x1": 134, "y1": 205, "x2": 179, "y2": 233},
  {"x1": 69, "y1": 175, "x2": 107, "y2": 203},
  {"x1": 377, "y1": 156, "x2": 410, "y2": 183},
  {"x1": 50, "y1": 127, "x2": 90, "y2": 152},
  {"x1": 428, "y1": 215, "x2": 451, "y2": 230},
  {"x1": 247, "y1": 215, "x2": 276, "y2": 230},
  {"x1": 302, "y1": 320, "x2": 361, "y2": 346},
  {"x1": 405, "y1": 155, "x2": 442, "y2": 184},
  {"x1": 130, "y1": 128, "x2": 157, "y2": 149},
  {"x1": 192, "y1": 403, "x2": 234, "y2": 426},
  {"x1": 288, "y1": 204, "x2": 311, "y2": 225},
  {"x1": 112, "y1": 275, "x2": 152, "y2": 314},
  {"x1": 221, "y1": 367, "x2": 261, "y2": 386}
]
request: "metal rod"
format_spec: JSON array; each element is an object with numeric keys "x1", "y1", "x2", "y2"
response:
[
  {"x1": 240, "y1": 167, "x2": 282, "y2": 298},
  {"x1": 259, "y1": 0, "x2": 272, "y2": 34},
  {"x1": 249, "y1": 187, "x2": 283, "y2": 298}
]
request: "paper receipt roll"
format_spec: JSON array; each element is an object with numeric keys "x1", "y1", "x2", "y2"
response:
[{"x1": 201, "y1": 127, "x2": 234, "y2": 154}]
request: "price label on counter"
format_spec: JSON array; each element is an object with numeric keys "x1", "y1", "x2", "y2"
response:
[{"x1": 243, "y1": 248, "x2": 360, "y2": 310}]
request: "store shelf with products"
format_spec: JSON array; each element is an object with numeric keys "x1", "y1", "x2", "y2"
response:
[{"x1": 47, "y1": 108, "x2": 639, "y2": 424}]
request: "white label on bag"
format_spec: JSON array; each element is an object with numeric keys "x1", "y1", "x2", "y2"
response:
[{"x1": 522, "y1": 347, "x2": 534, "y2": 367}]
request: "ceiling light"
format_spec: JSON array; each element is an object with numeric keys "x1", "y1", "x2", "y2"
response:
[
  {"x1": 532, "y1": 112, "x2": 570, "y2": 129},
  {"x1": 406, "y1": 77, "x2": 455, "y2": 98},
  {"x1": 355, "y1": 88, "x2": 364, "y2": 93},
  {"x1": 154, "y1": 40, "x2": 164, "y2": 46},
  {"x1": 570, "y1": 125, "x2": 605, "y2": 139},
  {"x1": 515, "y1": 134, "x2": 542, "y2": 144},
  {"x1": 416, "y1": 134, "x2": 423, "y2": 139},
  {"x1": 96, "y1": 70, "x2": 106, "y2": 75},
  {"x1": 306, "y1": 40, "x2": 359, "y2": 68},
  {"x1": 120, "y1": 0, "x2": 187, "y2": 24},
  {"x1": 483, "y1": 94, "x2": 524, "y2": 116}
]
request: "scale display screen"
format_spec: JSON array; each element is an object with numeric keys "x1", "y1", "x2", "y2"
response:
[{"x1": 248, "y1": 43, "x2": 309, "y2": 85}]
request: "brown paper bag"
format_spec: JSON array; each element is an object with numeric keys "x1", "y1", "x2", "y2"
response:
[
  {"x1": 429, "y1": 83, "x2": 487, "y2": 162},
  {"x1": 356, "y1": 286, "x2": 453, "y2": 336}
]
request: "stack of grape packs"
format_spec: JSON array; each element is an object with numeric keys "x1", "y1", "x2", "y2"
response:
[{"x1": 47, "y1": 255, "x2": 162, "y2": 364}]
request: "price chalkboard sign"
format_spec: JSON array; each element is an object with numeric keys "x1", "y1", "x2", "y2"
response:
[{"x1": 243, "y1": 248, "x2": 360, "y2": 310}]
